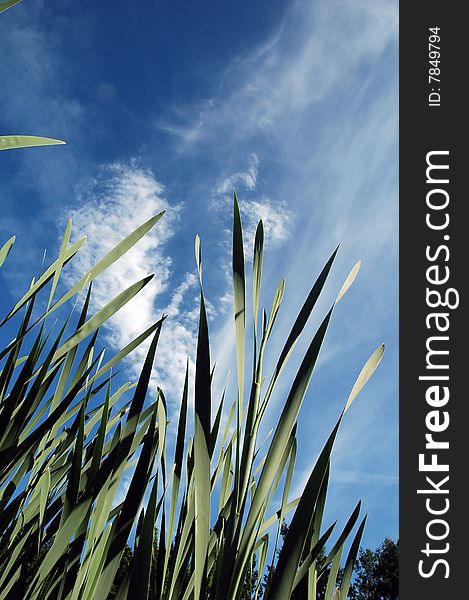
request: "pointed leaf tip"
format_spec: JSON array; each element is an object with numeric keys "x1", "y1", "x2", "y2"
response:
[
  {"x1": 344, "y1": 343, "x2": 385, "y2": 413},
  {"x1": 195, "y1": 235, "x2": 202, "y2": 278},
  {"x1": 0, "y1": 235, "x2": 16, "y2": 267},
  {"x1": 0, "y1": 135, "x2": 66, "y2": 150},
  {"x1": 336, "y1": 260, "x2": 361, "y2": 303}
]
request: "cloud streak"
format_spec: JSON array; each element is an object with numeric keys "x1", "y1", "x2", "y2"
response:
[{"x1": 158, "y1": 0, "x2": 397, "y2": 154}]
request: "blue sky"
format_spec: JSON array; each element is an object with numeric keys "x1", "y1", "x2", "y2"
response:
[{"x1": 0, "y1": 0, "x2": 398, "y2": 550}]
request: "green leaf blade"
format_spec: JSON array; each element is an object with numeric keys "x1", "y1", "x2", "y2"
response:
[{"x1": 0, "y1": 135, "x2": 66, "y2": 150}]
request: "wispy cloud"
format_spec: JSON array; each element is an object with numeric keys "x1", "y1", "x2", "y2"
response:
[
  {"x1": 240, "y1": 197, "x2": 291, "y2": 254},
  {"x1": 158, "y1": 0, "x2": 397, "y2": 154},
  {"x1": 216, "y1": 153, "x2": 259, "y2": 194}
]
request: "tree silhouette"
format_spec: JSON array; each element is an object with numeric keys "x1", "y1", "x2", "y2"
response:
[{"x1": 348, "y1": 538, "x2": 399, "y2": 600}]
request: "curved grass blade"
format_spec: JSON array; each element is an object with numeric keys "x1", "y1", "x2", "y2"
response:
[
  {"x1": 339, "y1": 516, "x2": 367, "y2": 600},
  {"x1": 252, "y1": 220, "x2": 264, "y2": 345},
  {"x1": 61, "y1": 406, "x2": 85, "y2": 526},
  {"x1": 233, "y1": 308, "x2": 334, "y2": 595},
  {"x1": 264, "y1": 420, "x2": 340, "y2": 600},
  {"x1": 293, "y1": 522, "x2": 337, "y2": 593},
  {"x1": 232, "y1": 192, "x2": 246, "y2": 408},
  {"x1": 0, "y1": 135, "x2": 65, "y2": 150},
  {"x1": 210, "y1": 387, "x2": 225, "y2": 458},
  {"x1": 232, "y1": 193, "x2": 246, "y2": 511},
  {"x1": 260, "y1": 497, "x2": 300, "y2": 536},
  {"x1": 127, "y1": 475, "x2": 159, "y2": 600},
  {"x1": 164, "y1": 360, "x2": 189, "y2": 581},
  {"x1": 260, "y1": 246, "x2": 339, "y2": 415},
  {"x1": 194, "y1": 235, "x2": 212, "y2": 600},
  {"x1": 273, "y1": 430, "x2": 296, "y2": 554},
  {"x1": 254, "y1": 533, "x2": 269, "y2": 600},
  {"x1": 335, "y1": 260, "x2": 361, "y2": 304},
  {"x1": 344, "y1": 343, "x2": 385, "y2": 413},
  {"x1": 324, "y1": 546, "x2": 343, "y2": 600},
  {"x1": 47, "y1": 219, "x2": 72, "y2": 309},
  {"x1": 0, "y1": 236, "x2": 15, "y2": 267},
  {"x1": 307, "y1": 461, "x2": 330, "y2": 595},
  {"x1": 83, "y1": 318, "x2": 165, "y2": 389},
  {"x1": 52, "y1": 274, "x2": 154, "y2": 363},
  {"x1": 319, "y1": 501, "x2": 362, "y2": 576}
]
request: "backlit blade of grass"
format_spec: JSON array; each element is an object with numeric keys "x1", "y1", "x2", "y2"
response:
[{"x1": 0, "y1": 135, "x2": 65, "y2": 150}]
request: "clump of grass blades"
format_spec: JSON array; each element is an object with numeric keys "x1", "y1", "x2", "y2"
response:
[{"x1": 0, "y1": 195, "x2": 384, "y2": 600}]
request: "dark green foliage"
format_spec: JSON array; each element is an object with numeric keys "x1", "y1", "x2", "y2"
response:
[
  {"x1": 265, "y1": 522, "x2": 330, "y2": 600},
  {"x1": 348, "y1": 538, "x2": 399, "y2": 600},
  {"x1": 275, "y1": 522, "x2": 399, "y2": 600},
  {"x1": 108, "y1": 545, "x2": 134, "y2": 600},
  {"x1": 107, "y1": 540, "x2": 259, "y2": 600}
]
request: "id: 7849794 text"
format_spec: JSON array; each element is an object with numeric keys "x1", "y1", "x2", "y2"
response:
[{"x1": 428, "y1": 27, "x2": 441, "y2": 107}]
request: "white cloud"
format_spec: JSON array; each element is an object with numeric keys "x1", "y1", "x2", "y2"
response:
[
  {"x1": 64, "y1": 162, "x2": 199, "y2": 400},
  {"x1": 165, "y1": 272, "x2": 198, "y2": 318},
  {"x1": 217, "y1": 291, "x2": 234, "y2": 315},
  {"x1": 239, "y1": 197, "x2": 291, "y2": 258},
  {"x1": 216, "y1": 153, "x2": 259, "y2": 194},
  {"x1": 213, "y1": 155, "x2": 292, "y2": 262}
]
